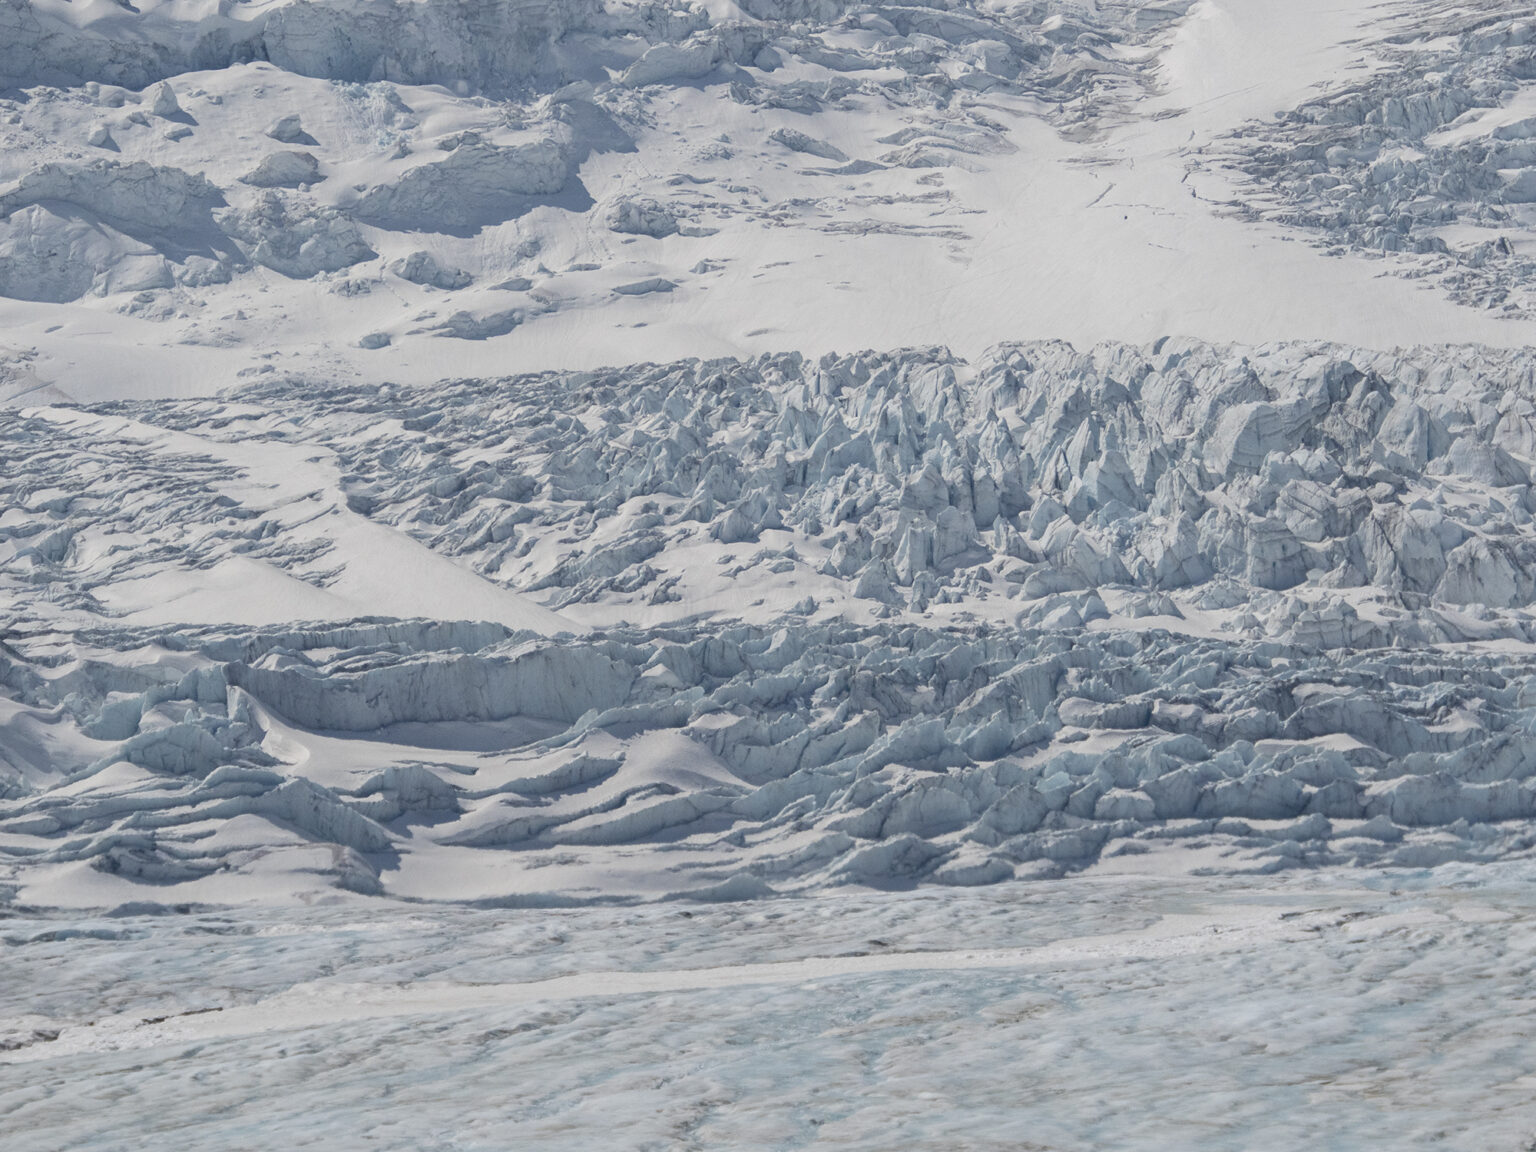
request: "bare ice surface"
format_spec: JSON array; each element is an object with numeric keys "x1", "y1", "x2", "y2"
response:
[{"x1": 5, "y1": 872, "x2": 1536, "y2": 1150}]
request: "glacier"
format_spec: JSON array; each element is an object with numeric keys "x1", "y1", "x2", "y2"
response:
[{"x1": 7, "y1": 0, "x2": 1536, "y2": 1147}]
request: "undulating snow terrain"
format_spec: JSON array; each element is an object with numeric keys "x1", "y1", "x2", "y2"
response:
[{"x1": 8, "y1": 0, "x2": 1536, "y2": 1146}]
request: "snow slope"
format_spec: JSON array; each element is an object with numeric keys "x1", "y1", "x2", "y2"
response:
[
  {"x1": 29, "y1": 406, "x2": 579, "y2": 631},
  {"x1": 3, "y1": 0, "x2": 1536, "y2": 402}
]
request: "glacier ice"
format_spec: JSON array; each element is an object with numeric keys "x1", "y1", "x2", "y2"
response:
[
  {"x1": 1214, "y1": 2, "x2": 1536, "y2": 317},
  {"x1": 8, "y1": 340, "x2": 1536, "y2": 905},
  {"x1": 0, "y1": 0, "x2": 1216, "y2": 342},
  {"x1": 6, "y1": 2, "x2": 1536, "y2": 1140}
]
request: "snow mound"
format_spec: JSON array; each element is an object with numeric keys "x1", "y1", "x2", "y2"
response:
[{"x1": 350, "y1": 140, "x2": 570, "y2": 231}]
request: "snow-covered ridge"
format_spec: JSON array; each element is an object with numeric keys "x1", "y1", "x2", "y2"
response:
[{"x1": 9, "y1": 338, "x2": 1536, "y2": 907}]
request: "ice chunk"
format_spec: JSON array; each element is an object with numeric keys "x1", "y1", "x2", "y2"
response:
[
  {"x1": 266, "y1": 114, "x2": 311, "y2": 144},
  {"x1": 613, "y1": 277, "x2": 676, "y2": 295},
  {"x1": 605, "y1": 197, "x2": 680, "y2": 237},
  {"x1": 239, "y1": 151, "x2": 321, "y2": 189},
  {"x1": 351, "y1": 141, "x2": 568, "y2": 230},
  {"x1": 391, "y1": 250, "x2": 472, "y2": 290},
  {"x1": 148, "y1": 81, "x2": 180, "y2": 118},
  {"x1": 769, "y1": 127, "x2": 848, "y2": 162}
]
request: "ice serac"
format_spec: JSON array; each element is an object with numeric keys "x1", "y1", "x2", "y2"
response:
[
  {"x1": 391, "y1": 250, "x2": 472, "y2": 289},
  {"x1": 0, "y1": 161, "x2": 234, "y2": 298},
  {"x1": 221, "y1": 192, "x2": 376, "y2": 277},
  {"x1": 0, "y1": 161, "x2": 224, "y2": 235},
  {"x1": 227, "y1": 641, "x2": 637, "y2": 730},
  {"x1": 295, "y1": 339, "x2": 1536, "y2": 628},
  {"x1": 0, "y1": 205, "x2": 172, "y2": 302},
  {"x1": 9, "y1": 339, "x2": 1536, "y2": 905},
  {"x1": 350, "y1": 140, "x2": 569, "y2": 230},
  {"x1": 261, "y1": 0, "x2": 593, "y2": 87},
  {"x1": 0, "y1": 0, "x2": 597, "y2": 91},
  {"x1": 1218, "y1": 4, "x2": 1536, "y2": 318}
]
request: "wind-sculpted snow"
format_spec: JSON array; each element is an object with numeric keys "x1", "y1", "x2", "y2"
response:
[{"x1": 10, "y1": 339, "x2": 1536, "y2": 907}]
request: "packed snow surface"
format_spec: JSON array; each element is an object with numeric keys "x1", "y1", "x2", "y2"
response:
[{"x1": 10, "y1": 0, "x2": 1536, "y2": 1145}]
